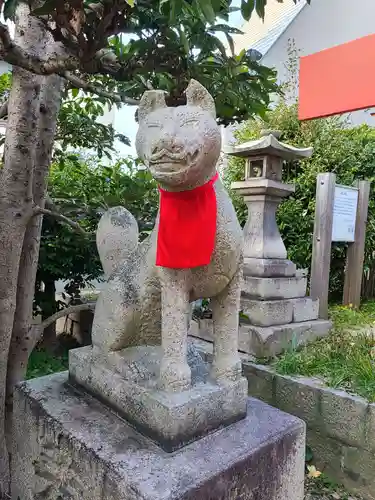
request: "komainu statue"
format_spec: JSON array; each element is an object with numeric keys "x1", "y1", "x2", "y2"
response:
[{"x1": 91, "y1": 79, "x2": 244, "y2": 393}]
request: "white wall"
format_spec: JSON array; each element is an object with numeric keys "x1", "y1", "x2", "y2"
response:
[{"x1": 262, "y1": 0, "x2": 375, "y2": 126}]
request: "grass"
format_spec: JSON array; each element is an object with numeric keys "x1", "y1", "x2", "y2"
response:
[
  {"x1": 273, "y1": 301, "x2": 375, "y2": 402},
  {"x1": 26, "y1": 348, "x2": 69, "y2": 380}
]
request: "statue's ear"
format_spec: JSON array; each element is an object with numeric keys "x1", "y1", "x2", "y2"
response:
[
  {"x1": 185, "y1": 79, "x2": 216, "y2": 119},
  {"x1": 138, "y1": 90, "x2": 167, "y2": 122}
]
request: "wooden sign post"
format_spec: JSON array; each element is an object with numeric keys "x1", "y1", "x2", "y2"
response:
[
  {"x1": 343, "y1": 181, "x2": 371, "y2": 308},
  {"x1": 311, "y1": 174, "x2": 370, "y2": 318},
  {"x1": 310, "y1": 173, "x2": 335, "y2": 319}
]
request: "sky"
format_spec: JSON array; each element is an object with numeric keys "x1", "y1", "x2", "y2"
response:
[{"x1": 111, "y1": 0, "x2": 244, "y2": 158}]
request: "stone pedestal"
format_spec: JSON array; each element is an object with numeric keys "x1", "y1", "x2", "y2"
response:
[
  {"x1": 12, "y1": 372, "x2": 306, "y2": 500},
  {"x1": 223, "y1": 132, "x2": 332, "y2": 356},
  {"x1": 238, "y1": 270, "x2": 332, "y2": 357},
  {"x1": 69, "y1": 345, "x2": 247, "y2": 452}
]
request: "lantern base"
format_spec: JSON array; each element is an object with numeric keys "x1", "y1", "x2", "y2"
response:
[{"x1": 244, "y1": 258, "x2": 296, "y2": 277}]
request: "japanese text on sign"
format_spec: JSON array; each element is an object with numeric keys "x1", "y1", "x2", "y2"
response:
[{"x1": 332, "y1": 185, "x2": 358, "y2": 242}]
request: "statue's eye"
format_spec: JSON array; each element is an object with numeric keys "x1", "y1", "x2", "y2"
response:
[
  {"x1": 184, "y1": 119, "x2": 199, "y2": 127},
  {"x1": 148, "y1": 123, "x2": 161, "y2": 129}
]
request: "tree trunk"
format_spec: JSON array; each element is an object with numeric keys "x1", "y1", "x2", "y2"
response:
[
  {"x1": 5, "y1": 74, "x2": 62, "y2": 476},
  {"x1": 0, "y1": 5, "x2": 49, "y2": 494}
]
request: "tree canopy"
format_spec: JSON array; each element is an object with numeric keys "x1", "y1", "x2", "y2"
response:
[{"x1": 0, "y1": 0, "x2": 297, "y2": 125}]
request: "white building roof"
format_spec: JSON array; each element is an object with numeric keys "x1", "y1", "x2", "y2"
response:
[{"x1": 233, "y1": 0, "x2": 307, "y2": 57}]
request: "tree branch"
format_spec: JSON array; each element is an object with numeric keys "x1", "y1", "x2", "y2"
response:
[
  {"x1": 34, "y1": 302, "x2": 96, "y2": 334},
  {"x1": 33, "y1": 205, "x2": 88, "y2": 235},
  {"x1": 0, "y1": 22, "x2": 139, "y2": 105},
  {"x1": 62, "y1": 71, "x2": 139, "y2": 105},
  {"x1": 0, "y1": 23, "x2": 79, "y2": 75}
]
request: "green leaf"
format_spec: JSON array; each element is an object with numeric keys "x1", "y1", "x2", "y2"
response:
[
  {"x1": 71, "y1": 88, "x2": 79, "y2": 98},
  {"x1": 198, "y1": 0, "x2": 216, "y2": 23},
  {"x1": 125, "y1": 0, "x2": 135, "y2": 6},
  {"x1": 3, "y1": 0, "x2": 19, "y2": 20},
  {"x1": 225, "y1": 33, "x2": 235, "y2": 56},
  {"x1": 255, "y1": 0, "x2": 267, "y2": 19},
  {"x1": 178, "y1": 28, "x2": 190, "y2": 54},
  {"x1": 241, "y1": 0, "x2": 255, "y2": 21},
  {"x1": 305, "y1": 446, "x2": 314, "y2": 463},
  {"x1": 209, "y1": 24, "x2": 243, "y2": 35}
]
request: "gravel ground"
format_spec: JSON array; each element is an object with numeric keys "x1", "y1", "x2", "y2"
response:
[{"x1": 304, "y1": 477, "x2": 363, "y2": 500}]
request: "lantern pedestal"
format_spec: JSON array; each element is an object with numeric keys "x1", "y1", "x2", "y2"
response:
[{"x1": 190, "y1": 132, "x2": 331, "y2": 357}]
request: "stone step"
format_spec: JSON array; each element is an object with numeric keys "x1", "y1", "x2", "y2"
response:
[
  {"x1": 241, "y1": 299, "x2": 293, "y2": 327},
  {"x1": 290, "y1": 297, "x2": 319, "y2": 323},
  {"x1": 240, "y1": 297, "x2": 319, "y2": 327},
  {"x1": 239, "y1": 319, "x2": 332, "y2": 358},
  {"x1": 242, "y1": 275, "x2": 307, "y2": 300}
]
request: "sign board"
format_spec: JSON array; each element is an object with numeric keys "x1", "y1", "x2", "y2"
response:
[{"x1": 331, "y1": 185, "x2": 358, "y2": 242}]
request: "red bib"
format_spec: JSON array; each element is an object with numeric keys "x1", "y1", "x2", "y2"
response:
[{"x1": 156, "y1": 173, "x2": 219, "y2": 269}]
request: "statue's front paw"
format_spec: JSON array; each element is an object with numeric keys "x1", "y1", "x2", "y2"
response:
[
  {"x1": 210, "y1": 356, "x2": 242, "y2": 384},
  {"x1": 159, "y1": 360, "x2": 191, "y2": 393}
]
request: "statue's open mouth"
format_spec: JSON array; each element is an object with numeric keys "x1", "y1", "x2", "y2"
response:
[{"x1": 149, "y1": 149, "x2": 199, "y2": 168}]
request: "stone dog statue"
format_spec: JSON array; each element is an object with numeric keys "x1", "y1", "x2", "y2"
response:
[{"x1": 91, "y1": 79, "x2": 243, "y2": 392}]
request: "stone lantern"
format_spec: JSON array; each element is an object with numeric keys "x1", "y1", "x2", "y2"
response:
[
  {"x1": 226, "y1": 131, "x2": 332, "y2": 357},
  {"x1": 229, "y1": 130, "x2": 309, "y2": 275}
]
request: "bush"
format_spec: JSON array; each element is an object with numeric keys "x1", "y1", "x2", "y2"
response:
[
  {"x1": 224, "y1": 102, "x2": 375, "y2": 299},
  {"x1": 36, "y1": 155, "x2": 158, "y2": 319}
]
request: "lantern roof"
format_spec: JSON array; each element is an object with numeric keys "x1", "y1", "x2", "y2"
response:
[{"x1": 225, "y1": 131, "x2": 313, "y2": 161}]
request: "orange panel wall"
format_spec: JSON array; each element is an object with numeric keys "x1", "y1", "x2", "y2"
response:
[{"x1": 299, "y1": 34, "x2": 375, "y2": 121}]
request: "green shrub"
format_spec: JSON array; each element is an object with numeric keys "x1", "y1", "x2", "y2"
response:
[
  {"x1": 224, "y1": 102, "x2": 375, "y2": 299},
  {"x1": 36, "y1": 156, "x2": 158, "y2": 318}
]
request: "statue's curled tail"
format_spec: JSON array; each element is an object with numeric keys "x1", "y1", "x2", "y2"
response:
[{"x1": 96, "y1": 206, "x2": 139, "y2": 278}]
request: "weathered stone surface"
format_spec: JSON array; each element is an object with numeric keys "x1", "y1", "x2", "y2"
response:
[
  {"x1": 290, "y1": 297, "x2": 319, "y2": 322},
  {"x1": 365, "y1": 403, "x2": 375, "y2": 452},
  {"x1": 242, "y1": 362, "x2": 275, "y2": 405},
  {"x1": 341, "y1": 446, "x2": 375, "y2": 500},
  {"x1": 320, "y1": 388, "x2": 368, "y2": 448},
  {"x1": 274, "y1": 375, "x2": 322, "y2": 428},
  {"x1": 242, "y1": 275, "x2": 307, "y2": 300},
  {"x1": 239, "y1": 319, "x2": 332, "y2": 357},
  {"x1": 239, "y1": 361, "x2": 375, "y2": 500},
  {"x1": 13, "y1": 373, "x2": 306, "y2": 500},
  {"x1": 70, "y1": 345, "x2": 248, "y2": 452},
  {"x1": 91, "y1": 79, "x2": 244, "y2": 394},
  {"x1": 243, "y1": 258, "x2": 297, "y2": 277},
  {"x1": 226, "y1": 132, "x2": 313, "y2": 161},
  {"x1": 241, "y1": 298, "x2": 293, "y2": 326},
  {"x1": 240, "y1": 194, "x2": 290, "y2": 260}
]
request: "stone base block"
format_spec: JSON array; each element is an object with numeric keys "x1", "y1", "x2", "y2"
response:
[
  {"x1": 244, "y1": 258, "x2": 297, "y2": 277},
  {"x1": 69, "y1": 345, "x2": 248, "y2": 452},
  {"x1": 239, "y1": 319, "x2": 332, "y2": 357},
  {"x1": 241, "y1": 298, "x2": 294, "y2": 326},
  {"x1": 243, "y1": 275, "x2": 307, "y2": 300},
  {"x1": 290, "y1": 297, "x2": 319, "y2": 323},
  {"x1": 189, "y1": 315, "x2": 330, "y2": 358},
  {"x1": 12, "y1": 373, "x2": 306, "y2": 500},
  {"x1": 240, "y1": 297, "x2": 319, "y2": 327}
]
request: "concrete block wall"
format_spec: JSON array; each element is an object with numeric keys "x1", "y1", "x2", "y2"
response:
[{"x1": 243, "y1": 362, "x2": 375, "y2": 500}]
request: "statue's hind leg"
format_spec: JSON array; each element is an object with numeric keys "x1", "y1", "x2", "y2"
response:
[{"x1": 91, "y1": 282, "x2": 138, "y2": 352}]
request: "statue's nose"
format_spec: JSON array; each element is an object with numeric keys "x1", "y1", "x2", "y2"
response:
[{"x1": 152, "y1": 132, "x2": 183, "y2": 155}]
